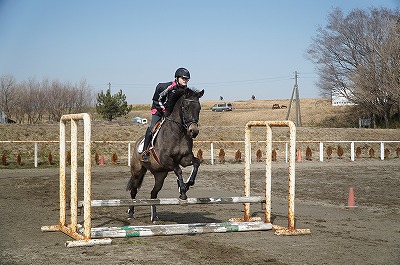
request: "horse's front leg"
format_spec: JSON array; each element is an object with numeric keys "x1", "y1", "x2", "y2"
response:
[
  {"x1": 173, "y1": 166, "x2": 188, "y2": 200},
  {"x1": 185, "y1": 157, "x2": 200, "y2": 190}
]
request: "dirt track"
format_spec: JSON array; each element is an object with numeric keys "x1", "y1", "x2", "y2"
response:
[{"x1": 0, "y1": 159, "x2": 399, "y2": 265}]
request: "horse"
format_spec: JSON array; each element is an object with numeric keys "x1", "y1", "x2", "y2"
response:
[{"x1": 127, "y1": 88, "x2": 204, "y2": 222}]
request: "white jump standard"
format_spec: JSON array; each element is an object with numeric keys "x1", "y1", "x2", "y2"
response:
[
  {"x1": 245, "y1": 120, "x2": 310, "y2": 235},
  {"x1": 41, "y1": 113, "x2": 111, "y2": 247}
]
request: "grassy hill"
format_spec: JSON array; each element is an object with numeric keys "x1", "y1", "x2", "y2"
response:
[
  {"x1": 1, "y1": 97, "x2": 399, "y2": 142},
  {"x1": 124, "y1": 98, "x2": 351, "y2": 128}
]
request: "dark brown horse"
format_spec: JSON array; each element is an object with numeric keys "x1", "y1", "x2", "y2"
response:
[{"x1": 127, "y1": 88, "x2": 204, "y2": 221}]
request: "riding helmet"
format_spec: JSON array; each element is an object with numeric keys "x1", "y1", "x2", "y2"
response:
[{"x1": 175, "y1": 68, "x2": 191, "y2": 79}]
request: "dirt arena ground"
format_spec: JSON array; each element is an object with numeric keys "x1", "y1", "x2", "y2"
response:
[{"x1": 0, "y1": 159, "x2": 399, "y2": 265}]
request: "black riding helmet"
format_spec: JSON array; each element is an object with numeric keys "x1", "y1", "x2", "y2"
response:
[{"x1": 175, "y1": 68, "x2": 191, "y2": 79}]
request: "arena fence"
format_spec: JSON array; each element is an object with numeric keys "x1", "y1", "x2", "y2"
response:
[
  {"x1": 40, "y1": 113, "x2": 309, "y2": 247},
  {"x1": 1, "y1": 139, "x2": 399, "y2": 167}
]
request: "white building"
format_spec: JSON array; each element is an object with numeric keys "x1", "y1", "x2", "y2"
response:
[{"x1": 331, "y1": 92, "x2": 356, "y2": 106}]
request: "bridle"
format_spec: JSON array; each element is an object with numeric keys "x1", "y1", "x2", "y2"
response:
[
  {"x1": 181, "y1": 99, "x2": 200, "y2": 129},
  {"x1": 165, "y1": 98, "x2": 199, "y2": 129}
]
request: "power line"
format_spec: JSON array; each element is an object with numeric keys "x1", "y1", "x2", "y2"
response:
[
  {"x1": 196, "y1": 76, "x2": 292, "y2": 86},
  {"x1": 91, "y1": 74, "x2": 317, "y2": 91}
]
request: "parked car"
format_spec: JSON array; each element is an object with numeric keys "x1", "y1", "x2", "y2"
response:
[
  {"x1": 212, "y1": 102, "x2": 233, "y2": 112},
  {"x1": 272, "y1": 104, "x2": 287, "y2": 109},
  {"x1": 133, "y1": 117, "x2": 148, "y2": 124}
]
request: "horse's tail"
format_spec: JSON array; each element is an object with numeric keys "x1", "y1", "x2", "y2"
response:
[{"x1": 126, "y1": 173, "x2": 145, "y2": 191}]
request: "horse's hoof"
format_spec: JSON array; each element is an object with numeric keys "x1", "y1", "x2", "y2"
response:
[
  {"x1": 179, "y1": 193, "x2": 188, "y2": 201},
  {"x1": 127, "y1": 208, "x2": 134, "y2": 219},
  {"x1": 151, "y1": 216, "x2": 159, "y2": 223}
]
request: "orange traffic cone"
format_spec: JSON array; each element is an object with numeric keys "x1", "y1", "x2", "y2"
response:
[
  {"x1": 296, "y1": 148, "x2": 302, "y2": 162},
  {"x1": 100, "y1": 154, "x2": 104, "y2": 166},
  {"x1": 346, "y1": 187, "x2": 357, "y2": 208}
]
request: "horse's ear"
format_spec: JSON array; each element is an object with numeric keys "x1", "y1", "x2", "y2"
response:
[{"x1": 198, "y1": 89, "x2": 204, "y2": 98}]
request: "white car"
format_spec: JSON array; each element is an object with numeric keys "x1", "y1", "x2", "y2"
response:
[
  {"x1": 212, "y1": 103, "x2": 233, "y2": 112},
  {"x1": 133, "y1": 117, "x2": 148, "y2": 124}
]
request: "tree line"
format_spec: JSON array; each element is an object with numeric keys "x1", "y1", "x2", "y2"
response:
[
  {"x1": 307, "y1": 7, "x2": 400, "y2": 128},
  {"x1": 0, "y1": 75, "x2": 94, "y2": 124}
]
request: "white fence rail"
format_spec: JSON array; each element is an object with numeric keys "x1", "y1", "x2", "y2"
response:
[{"x1": 1, "y1": 140, "x2": 400, "y2": 167}]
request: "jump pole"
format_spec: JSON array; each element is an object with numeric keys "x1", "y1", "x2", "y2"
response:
[{"x1": 244, "y1": 121, "x2": 310, "y2": 235}]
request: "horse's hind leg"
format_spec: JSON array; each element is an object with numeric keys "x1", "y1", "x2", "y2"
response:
[
  {"x1": 150, "y1": 172, "x2": 168, "y2": 222},
  {"x1": 127, "y1": 166, "x2": 147, "y2": 218}
]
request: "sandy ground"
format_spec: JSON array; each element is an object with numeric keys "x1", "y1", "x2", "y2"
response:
[{"x1": 0, "y1": 159, "x2": 399, "y2": 265}]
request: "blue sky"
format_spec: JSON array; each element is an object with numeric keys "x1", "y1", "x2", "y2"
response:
[{"x1": 0, "y1": 0, "x2": 399, "y2": 104}]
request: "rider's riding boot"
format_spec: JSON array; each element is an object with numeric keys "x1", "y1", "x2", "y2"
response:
[{"x1": 141, "y1": 128, "x2": 152, "y2": 162}]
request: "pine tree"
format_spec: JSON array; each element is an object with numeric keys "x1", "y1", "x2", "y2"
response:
[{"x1": 96, "y1": 88, "x2": 132, "y2": 121}]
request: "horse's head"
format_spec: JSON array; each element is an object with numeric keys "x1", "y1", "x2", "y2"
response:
[{"x1": 180, "y1": 88, "x2": 204, "y2": 138}]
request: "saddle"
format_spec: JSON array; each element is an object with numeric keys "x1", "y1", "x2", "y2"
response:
[{"x1": 138, "y1": 118, "x2": 165, "y2": 163}]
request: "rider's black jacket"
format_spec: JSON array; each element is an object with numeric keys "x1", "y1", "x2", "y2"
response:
[{"x1": 151, "y1": 81, "x2": 186, "y2": 116}]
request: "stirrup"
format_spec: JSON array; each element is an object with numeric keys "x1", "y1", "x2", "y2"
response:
[{"x1": 141, "y1": 151, "x2": 150, "y2": 162}]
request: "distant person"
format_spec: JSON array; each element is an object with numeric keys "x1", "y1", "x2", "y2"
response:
[
  {"x1": 0, "y1": 112, "x2": 5, "y2": 124},
  {"x1": 140, "y1": 67, "x2": 191, "y2": 162}
]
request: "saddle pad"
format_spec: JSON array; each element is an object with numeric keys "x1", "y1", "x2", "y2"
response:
[
  {"x1": 137, "y1": 118, "x2": 165, "y2": 154},
  {"x1": 137, "y1": 138, "x2": 145, "y2": 153}
]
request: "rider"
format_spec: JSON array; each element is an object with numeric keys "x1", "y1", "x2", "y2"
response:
[{"x1": 140, "y1": 67, "x2": 191, "y2": 162}]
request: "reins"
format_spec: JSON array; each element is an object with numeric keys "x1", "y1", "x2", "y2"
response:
[{"x1": 164, "y1": 116, "x2": 184, "y2": 127}]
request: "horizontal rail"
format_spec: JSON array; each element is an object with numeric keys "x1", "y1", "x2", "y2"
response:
[
  {"x1": 84, "y1": 221, "x2": 272, "y2": 238},
  {"x1": 78, "y1": 196, "x2": 266, "y2": 207},
  {"x1": 2, "y1": 140, "x2": 400, "y2": 144}
]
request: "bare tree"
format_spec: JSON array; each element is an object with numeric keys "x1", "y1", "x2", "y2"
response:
[
  {"x1": 0, "y1": 75, "x2": 94, "y2": 123},
  {"x1": 17, "y1": 78, "x2": 46, "y2": 124},
  {"x1": 0, "y1": 74, "x2": 17, "y2": 120},
  {"x1": 47, "y1": 79, "x2": 68, "y2": 121},
  {"x1": 74, "y1": 78, "x2": 94, "y2": 111},
  {"x1": 13, "y1": 83, "x2": 27, "y2": 123},
  {"x1": 307, "y1": 7, "x2": 400, "y2": 127},
  {"x1": 350, "y1": 9, "x2": 400, "y2": 127},
  {"x1": 44, "y1": 78, "x2": 94, "y2": 122}
]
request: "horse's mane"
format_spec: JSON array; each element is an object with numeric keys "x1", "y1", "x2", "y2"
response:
[
  {"x1": 167, "y1": 87, "x2": 200, "y2": 112},
  {"x1": 185, "y1": 87, "x2": 202, "y2": 95}
]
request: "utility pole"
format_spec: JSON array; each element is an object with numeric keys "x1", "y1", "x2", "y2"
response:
[{"x1": 285, "y1": 71, "x2": 302, "y2": 127}]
